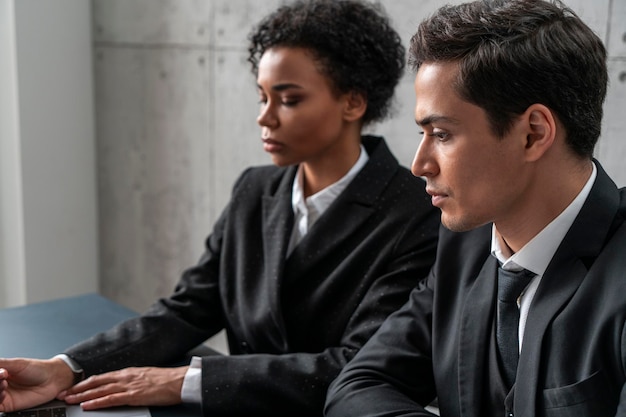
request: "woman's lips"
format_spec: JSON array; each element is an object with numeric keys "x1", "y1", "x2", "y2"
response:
[{"x1": 262, "y1": 138, "x2": 284, "y2": 153}]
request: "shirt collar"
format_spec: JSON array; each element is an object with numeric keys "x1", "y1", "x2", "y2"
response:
[
  {"x1": 291, "y1": 144, "x2": 369, "y2": 218},
  {"x1": 491, "y1": 162, "x2": 597, "y2": 274}
]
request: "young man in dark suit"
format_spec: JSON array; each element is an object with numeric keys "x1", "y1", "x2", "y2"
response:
[{"x1": 325, "y1": 0, "x2": 626, "y2": 416}]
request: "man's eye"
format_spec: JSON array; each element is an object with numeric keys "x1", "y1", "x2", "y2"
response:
[{"x1": 430, "y1": 131, "x2": 450, "y2": 141}]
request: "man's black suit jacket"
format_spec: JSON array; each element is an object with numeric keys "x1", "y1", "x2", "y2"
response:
[
  {"x1": 64, "y1": 136, "x2": 440, "y2": 416},
  {"x1": 326, "y1": 161, "x2": 626, "y2": 417}
]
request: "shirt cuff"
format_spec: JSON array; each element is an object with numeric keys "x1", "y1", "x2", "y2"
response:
[
  {"x1": 181, "y1": 356, "x2": 202, "y2": 404},
  {"x1": 53, "y1": 354, "x2": 84, "y2": 384}
]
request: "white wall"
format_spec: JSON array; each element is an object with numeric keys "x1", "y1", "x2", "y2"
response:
[
  {"x1": 0, "y1": 0, "x2": 98, "y2": 308},
  {"x1": 0, "y1": 0, "x2": 25, "y2": 307}
]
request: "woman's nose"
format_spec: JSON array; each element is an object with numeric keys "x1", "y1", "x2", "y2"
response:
[{"x1": 256, "y1": 102, "x2": 278, "y2": 128}]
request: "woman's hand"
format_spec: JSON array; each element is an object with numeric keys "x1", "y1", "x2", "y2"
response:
[
  {"x1": 0, "y1": 357, "x2": 75, "y2": 412},
  {"x1": 58, "y1": 366, "x2": 189, "y2": 410}
]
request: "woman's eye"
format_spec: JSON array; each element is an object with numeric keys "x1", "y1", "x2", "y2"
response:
[{"x1": 282, "y1": 98, "x2": 300, "y2": 107}]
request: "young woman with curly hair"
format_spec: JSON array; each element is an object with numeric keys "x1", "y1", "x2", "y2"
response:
[{"x1": 0, "y1": 1, "x2": 439, "y2": 416}]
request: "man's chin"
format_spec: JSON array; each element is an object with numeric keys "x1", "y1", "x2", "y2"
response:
[{"x1": 441, "y1": 215, "x2": 487, "y2": 233}]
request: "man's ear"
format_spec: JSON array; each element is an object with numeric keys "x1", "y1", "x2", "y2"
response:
[
  {"x1": 343, "y1": 91, "x2": 367, "y2": 122},
  {"x1": 524, "y1": 103, "x2": 556, "y2": 162}
]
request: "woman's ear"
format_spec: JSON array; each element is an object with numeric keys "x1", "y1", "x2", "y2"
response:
[
  {"x1": 343, "y1": 91, "x2": 367, "y2": 122},
  {"x1": 524, "y1": 103, "x2": 556, "y2": 162}
]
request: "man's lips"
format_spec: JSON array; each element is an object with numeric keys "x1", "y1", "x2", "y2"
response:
[{"x1": 426, "y1": 188, "x2": 448, "y2": 206}]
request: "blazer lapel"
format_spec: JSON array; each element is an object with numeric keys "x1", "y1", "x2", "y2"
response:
[
  {"x1": 285, "y1": 136, "x2": 396, "y2": 274},
  {"x1": 515, "y1": 161, "x2": 622, "y2": 417},
  {"x1": 514, "y1": 257, "x2": 588, "y2": 416},
  {"x1": 260, "y1": 167, "x2": 297, "y2": 351},
  {"x1": 285, "y1": 196, "x2": 375, "y2": 268},
  {"x1": 458, "y1": 255, "x2": 498, "y2": 417}
]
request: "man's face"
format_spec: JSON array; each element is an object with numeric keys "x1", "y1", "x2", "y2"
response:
[{"x1": 411, "y1": 62, "x2": 531, "y2": 232}]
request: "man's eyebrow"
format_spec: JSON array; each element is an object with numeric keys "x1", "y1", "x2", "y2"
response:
[
  {"x1": 415, "y1": 114, "x2": 460, "y2": 127},
  {"x1": 256, "y1": 83, "x2": 304, "y2": 92}
]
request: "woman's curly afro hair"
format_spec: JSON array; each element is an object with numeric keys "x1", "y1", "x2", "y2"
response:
[{"x1": 248, "y1": 0, "x2": 405, "y2": 125}]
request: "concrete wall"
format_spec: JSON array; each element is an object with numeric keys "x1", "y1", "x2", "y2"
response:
[{"x1": 91, "y1": 0, "x2": 626, "y2": 319}]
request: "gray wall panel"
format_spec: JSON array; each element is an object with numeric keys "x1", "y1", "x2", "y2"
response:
[
  {"x1": 211, "y1": 50, "x2": 267, "y2": 218},
  {"x1": 93, "y1": 0, "x2": 211, "y2": 45},
  {"x1": 599, "y1": 59, "x2": 626, "y2": 187},
  {"x1": 608, "y1": 0, "x2": 626, "y2": 56},
  {"x1": 212, "y1": 0, "x2": 283, "y2": 49},
  {"x1": 94, "y1": 46, "x2": 211, "y2": 311}
]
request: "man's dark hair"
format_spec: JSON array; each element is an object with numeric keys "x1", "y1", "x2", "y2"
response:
[
  {"x1": 248, "y1": 0, "x2": 405, "y2": 125},
  {"x1": 409, "y1": 0, "x2": 607, "y2": 158}
]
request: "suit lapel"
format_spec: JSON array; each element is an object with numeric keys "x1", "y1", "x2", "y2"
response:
[
  {"x1": 260, "y1": 167, "x2": 297, "y2": 351},
  {"x1": 514, "y1": 162, "x2": 622, "y2": 416},
  {"x1": 285, "y1": 197, "x2": 374, "y2": 268},
  {"x1": 458, "y1": 255, "x2": 498, "y2": 417},
  {"x1": 514, "y1": 256, "x2": 588, "y2": 416},
  {"x1": 285, "y1": 136, "x2": 396, "y2": 277}
]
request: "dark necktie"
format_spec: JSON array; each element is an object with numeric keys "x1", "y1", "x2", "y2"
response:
[{"x1": 496, "y1": 267, "x2": 535, "y2": 388}]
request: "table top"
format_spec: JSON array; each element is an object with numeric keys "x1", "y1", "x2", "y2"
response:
[
  {"x1": 0, "y1": 294, "x2": 137, "y2": 358},
  {"x1": 0, "y1": 293, "x2": 202, "y2": 416}
]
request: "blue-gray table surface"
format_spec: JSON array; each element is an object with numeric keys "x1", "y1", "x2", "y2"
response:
[{"x1": 0, "y1": 294, "x2": 202, "y2": 417}]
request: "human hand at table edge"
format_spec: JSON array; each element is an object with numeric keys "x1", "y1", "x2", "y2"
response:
[
  {"x1": 0, "y1": 357, "x2": 75, "y2": 412},
  {"x1": 57, "y1": 366, "x2": 189, "y2": 410}
]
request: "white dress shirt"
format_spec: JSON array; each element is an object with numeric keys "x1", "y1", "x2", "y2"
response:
[
  {"x1": 491, "y1": 162, "x2": 597, "y2": 352},
  {"x1": 182, "y1": 145, "x2": 369, "y2": 403},
  {"x1": 287, "y1": 145, "x2": 369, "y2": 253}
]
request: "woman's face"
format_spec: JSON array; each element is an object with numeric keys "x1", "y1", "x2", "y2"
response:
[{"x1": 256, "y1": 47, "x2": 355, "y2": 167}]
